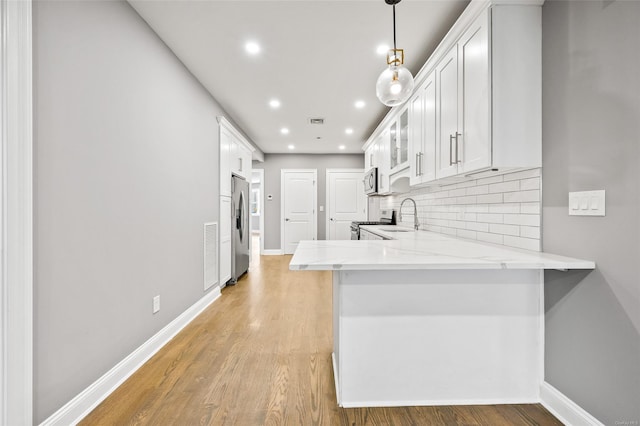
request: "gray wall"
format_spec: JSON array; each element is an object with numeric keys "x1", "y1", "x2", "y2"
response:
[
  {"x1": 542, "y1": 1, "x2": 640, "y2": 425},
  {"x1": 254, "y1": 154, "x2": 364, "y2": 250},
  {"x1": 33, "y1": 1, "x2": 230, "y2": 421}
]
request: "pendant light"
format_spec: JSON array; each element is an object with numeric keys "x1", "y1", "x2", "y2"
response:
[{"x1": 376, "y1": 0, "x2": 414, "y2": 107}]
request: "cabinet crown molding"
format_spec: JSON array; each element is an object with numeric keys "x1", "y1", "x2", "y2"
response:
[{"x1": 217, "y1": 116, "x2": 256, "y2": 153}]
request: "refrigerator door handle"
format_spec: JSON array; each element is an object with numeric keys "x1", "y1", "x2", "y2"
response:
[{"x1": 238, "y1": 191, "x2": 245, "y2": 242}]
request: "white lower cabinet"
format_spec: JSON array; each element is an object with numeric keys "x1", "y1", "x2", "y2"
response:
[
  {"x1": 360, "y1": 229, "x2": 384, "y2": 241},
  {"x1": 219, "y1": 196, "x2": 231, "y2": 286}
]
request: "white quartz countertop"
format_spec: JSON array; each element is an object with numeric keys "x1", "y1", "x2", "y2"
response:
[{"x1": 289, "y1": 226, "x2": 595, "y2": 271}]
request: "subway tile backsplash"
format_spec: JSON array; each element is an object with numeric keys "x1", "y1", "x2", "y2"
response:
[{"x1": 381, "y1": 168, "x2": 542, "y2": 251}]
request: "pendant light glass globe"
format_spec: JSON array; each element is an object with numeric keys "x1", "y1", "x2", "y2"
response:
[{"x1": 376, "y1": 64, "x2": 414, "y2": 107}]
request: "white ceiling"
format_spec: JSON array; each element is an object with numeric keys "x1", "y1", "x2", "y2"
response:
[{"x1": 129, "y1": 0, "x2": 469, "y2": 155}]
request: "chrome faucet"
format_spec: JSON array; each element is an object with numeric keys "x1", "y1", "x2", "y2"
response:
[{"x1": 399, "y1": 198, "x2": 420, "y2": 231}]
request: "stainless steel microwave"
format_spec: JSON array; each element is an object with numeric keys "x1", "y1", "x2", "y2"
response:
[{"x1": 364, "y1": 167, "x2": 378, "y2": 195}]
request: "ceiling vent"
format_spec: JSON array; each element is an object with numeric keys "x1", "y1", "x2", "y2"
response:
[{"x1": 309, "y1": 118, "x2": 325, "y2": 125}]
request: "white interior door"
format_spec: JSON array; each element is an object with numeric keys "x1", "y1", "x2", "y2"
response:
[
  {"x1": 282, "y1": 170, "x2": 317, "y2": 254},
  {"x1": 327, "y1": 170, "x2": 367, "y2": 240}
]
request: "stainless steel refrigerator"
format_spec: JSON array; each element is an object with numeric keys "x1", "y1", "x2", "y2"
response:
[{"x1": 230, "y1": 174, "x2": 250, "y2": 284}]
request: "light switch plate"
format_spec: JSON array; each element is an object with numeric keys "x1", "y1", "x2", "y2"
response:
[{"x1": 569, "y1": 190, "x2": 605, "y2": 216}]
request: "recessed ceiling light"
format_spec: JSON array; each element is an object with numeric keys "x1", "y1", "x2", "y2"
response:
[
  {"x1": 376, "y1": 44, "x2": 390, "y2": 55},
  {"x1": 245, "y1": 41, "x2": 261, "y2": 55},
  {"x1": 280, "y1": 127, "x2": 289, "y2": 135},
  {"x1": 355, "y1": 100, "x2": 366, "y2": 109},
  {"x1": 345, "y1": 128, "x2": 354, "y2": 135},
  {"x1": 339, "y1": 145, "x2": 346, "y2": 150},
  {"x1": 269, "y1": 99, "x2": 281, "y2": 108},
  {"x1": 288, "y1": 144, "x2": 295, "y2": 150}
]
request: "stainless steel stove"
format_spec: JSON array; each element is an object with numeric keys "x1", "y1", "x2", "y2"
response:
[{"x1": 350, "y1": 210, "x2": 396, "y2": 240}]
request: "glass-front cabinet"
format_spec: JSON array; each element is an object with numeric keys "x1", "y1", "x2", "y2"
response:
[
  {"x1": 399, "y1": 108, "x2": 409, "y2": 165},
  {"x1": 389, "y1": 120, "x2": 398, "y2": 169},
  {"x1": 389, "y1": 107, "x2": 409, "y2": 173}
]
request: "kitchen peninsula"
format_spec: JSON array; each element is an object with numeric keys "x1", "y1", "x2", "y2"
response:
[{"x1": 289, "y1": 229, "x2": 594, "y2": 408}]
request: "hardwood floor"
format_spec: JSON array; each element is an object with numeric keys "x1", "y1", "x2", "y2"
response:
[{"x1": 81, "y1": 236, "x2": 562, "y2": 425}]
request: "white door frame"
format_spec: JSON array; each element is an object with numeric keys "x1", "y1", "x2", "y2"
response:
[
  {"x1": 1, "y1": 0, "x2": 34, "y2": 424},
  {"x1": 252, "y1": 168, "x2": 265, "y2": 255},
  {"x1": 280, "y1": 169, "x2": 317, "y2": 253},
  {"x1": 325, "y1": 168, "x2": 366, "y2": 240}
]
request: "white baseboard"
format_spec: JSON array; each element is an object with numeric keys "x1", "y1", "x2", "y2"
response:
[
  {"x1": 540, "y1": 382, "x2": 603, "y2": 426},
  {"x1": 40, "y1": 287, "x2": 221, "y2": 426},
  {"x1": 262, "y1": 249, "x2": 283, "y2": 255},
  {"x1": 339, "y1": 397, "x2": 539, "y2": 409}
]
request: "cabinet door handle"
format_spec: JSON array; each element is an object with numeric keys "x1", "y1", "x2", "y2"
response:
[
  {"x1": 455, "y1": 132, "x2": 462, "y2": 164},
  {"x1": 285, "y1": 218, "x2": 290, "y2": 222},
  {"x1": 415, "y1": 153, "x2": 420, "y2": 177},
  {"x1": 449, "y1": 134, "x2": 455, "y2": 166},
  {"x1": 419, "y1": 152, "x2": 424, "y2": 176}
]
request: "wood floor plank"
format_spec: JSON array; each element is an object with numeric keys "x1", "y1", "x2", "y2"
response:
[{"x1": 80, "y1": 238, "x2": 562, "y2": 426}]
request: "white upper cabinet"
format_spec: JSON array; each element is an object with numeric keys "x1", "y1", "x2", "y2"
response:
[
  {"x1": 389, "y1": 108, "x2": 409, "y2": 173},
  {"x1": 458, "y1": 12, "x2": 490, "y2": 174},
  {"x1": 365, "y1": 145, "x2": 373, "y2": 171},
  {"x1": 436, "y1": 9, "x2": 490, "y2": 179},
  {"x1": 231, "y1": 141, "x2": 252, "y2": 179},
  {"x1": 382, "y1": 106, "x2": 410, "y2": 175},
  {"x1": 218, "y1": 116, "x2": 254, "y2": 182},
  {"x1": 435, "y1": 44, "x2": 461, "y2": 179},
  {"x1": 409, "y1": 72, "x2": 436, "y2": 186},
  {"x1": 377, "y1": 130, "x2": 391, "y2": 195},
  {"x1": 389, "y1": 119, "x2": 398, "y2": 170},
  {"x1": 219, "y1": 126, "x2": 232, "y2": 197},
  {"x1": 398, "y1": 108, "x2": 409, "y2": 169},
  {"x1": 363, "y1": 1, "x2": 542, "y2": 192}
]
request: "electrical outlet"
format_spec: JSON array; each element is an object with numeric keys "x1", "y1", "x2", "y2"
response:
[{"x1": 152, "y1": 295, "x2": 160, "y2": 314}]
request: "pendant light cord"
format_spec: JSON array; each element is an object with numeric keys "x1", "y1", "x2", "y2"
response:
[{"x1": 392, "y1": 4, "x2": 397, "y2": 51}]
